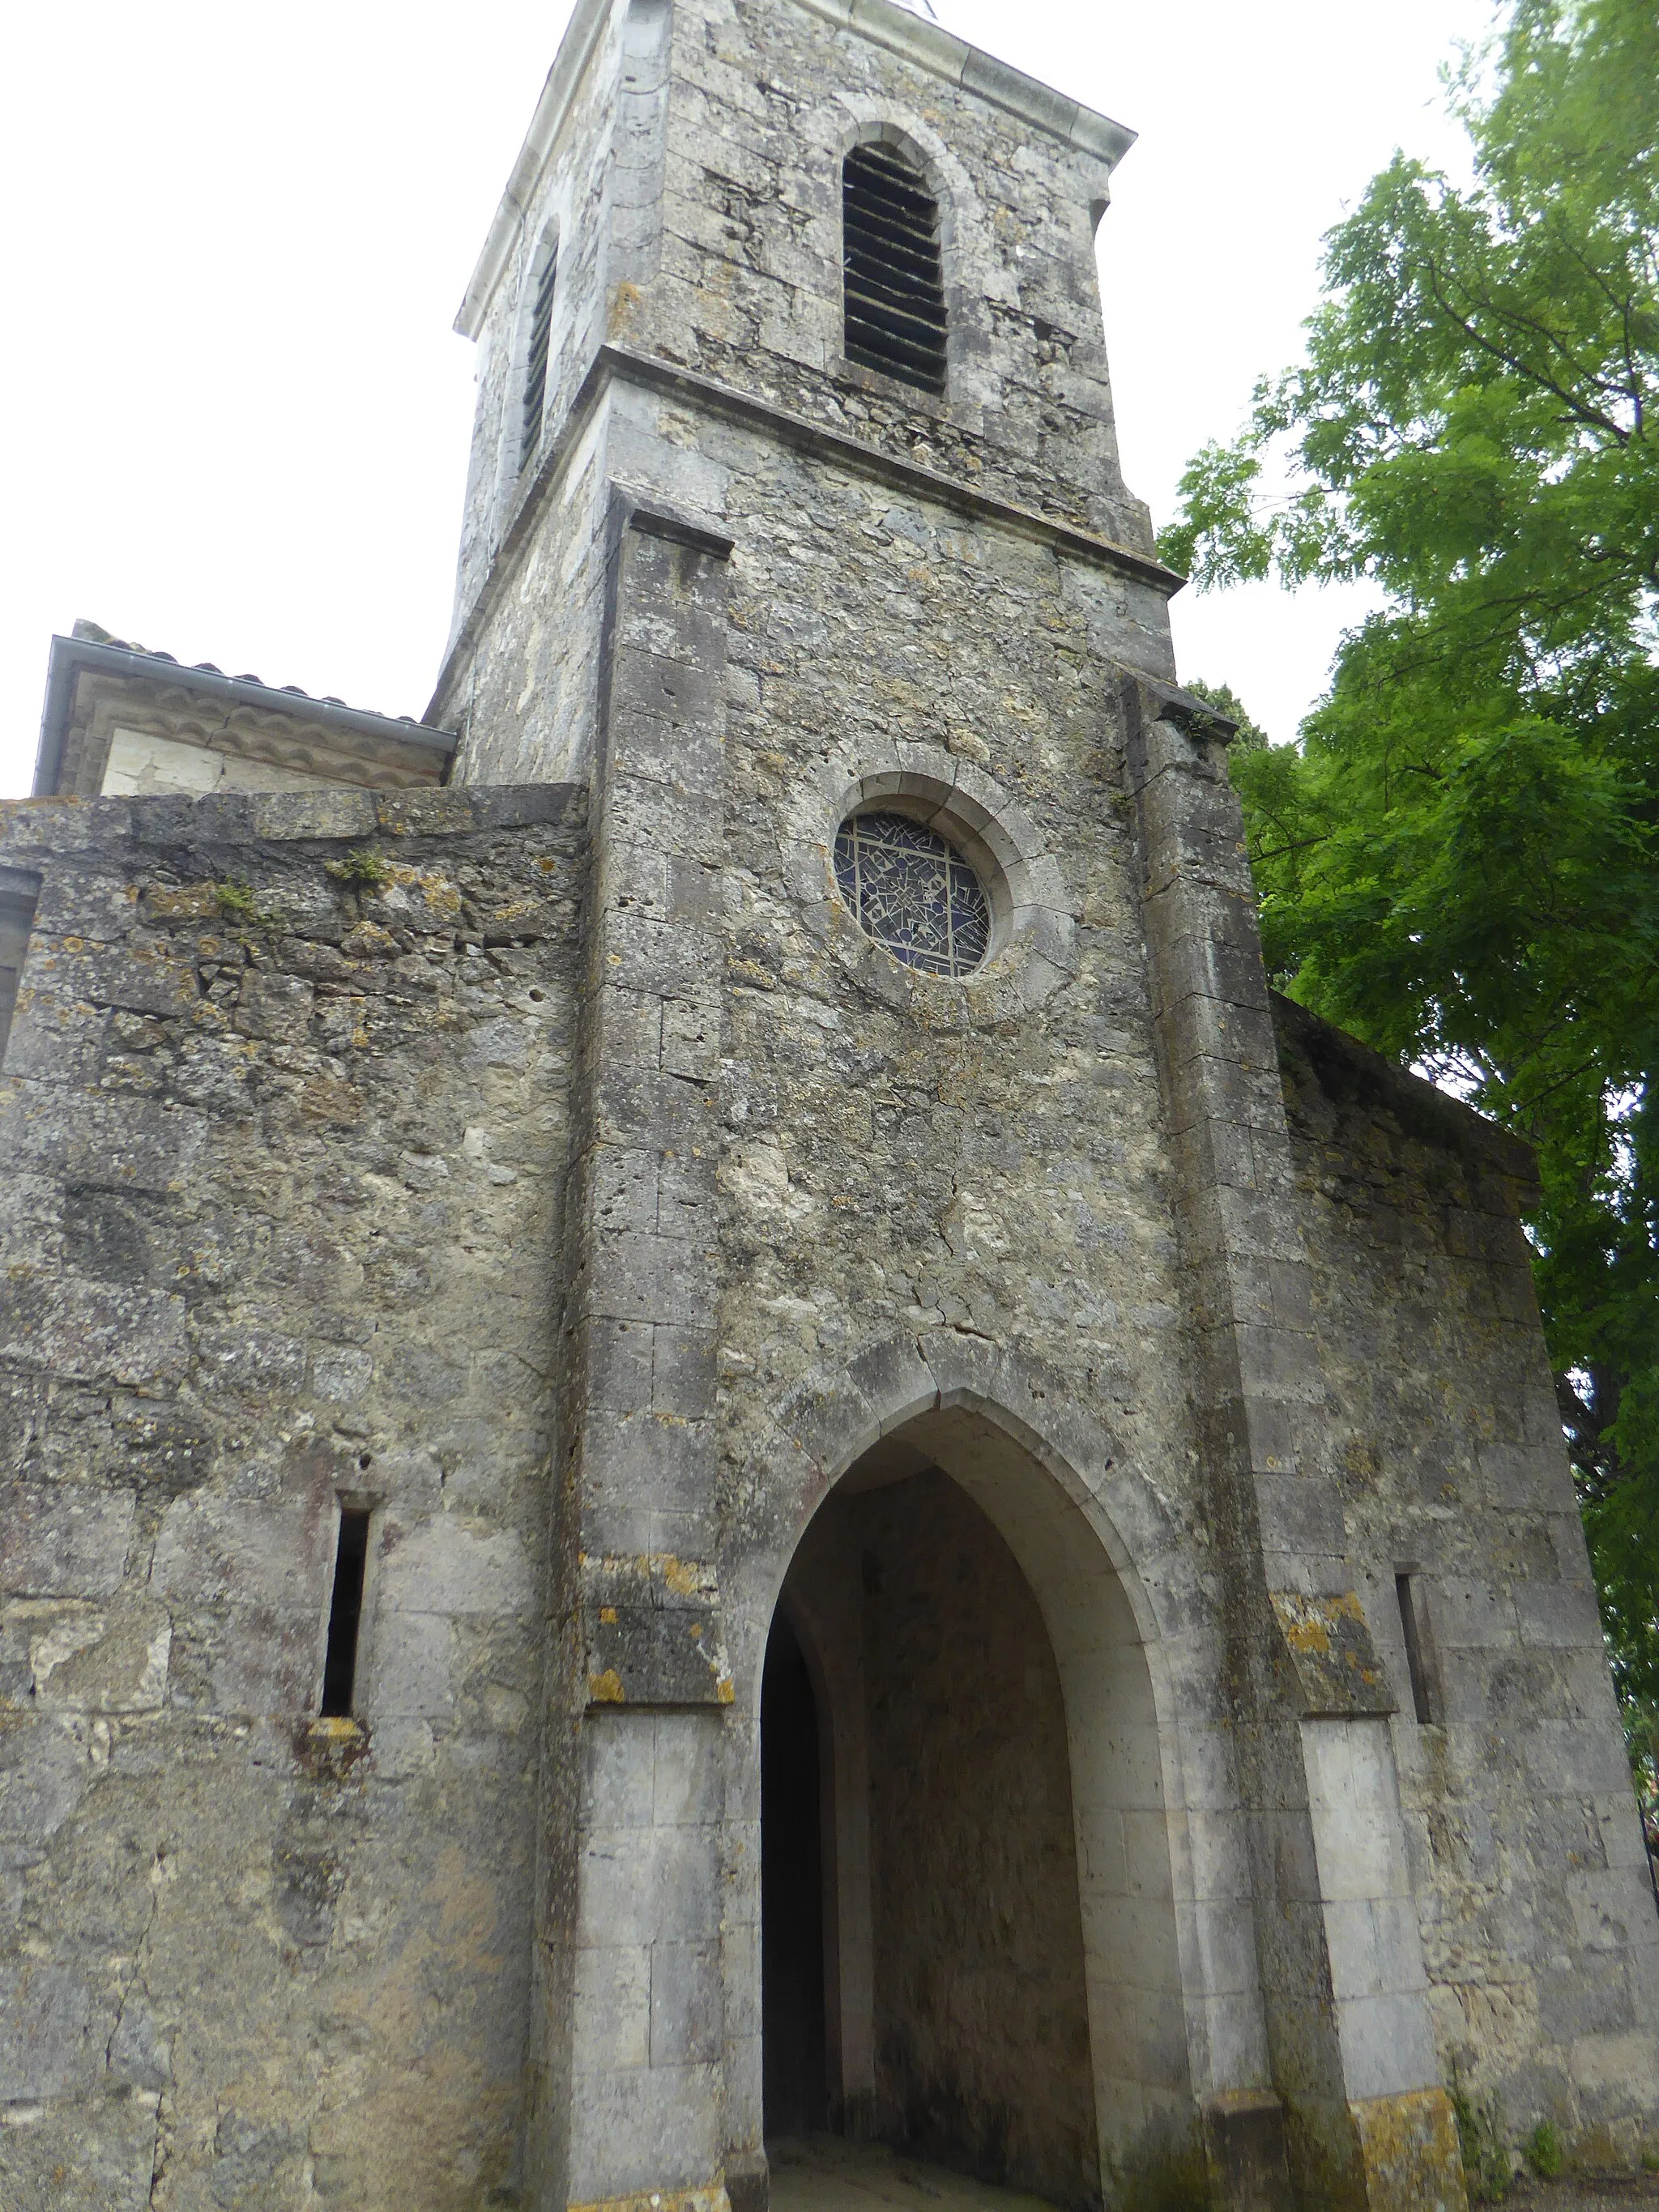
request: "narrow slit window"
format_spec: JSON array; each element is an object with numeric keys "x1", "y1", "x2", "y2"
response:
[
  {"x1": 0, "y1": 871, "x2": 41, "y2": 1068},
  {"x1": 320, "y1": 1509, "x2": 373, "y2": 1718},
  {"x1": 519, "y1": 240, "x2": 560, "y2": 471},
  {"x1": 1395, "y1": 1572, "x2": 1438, "y2": 1724},
  {"x1": 842, "y1": 143, "x2": 947, "y2": 394}
]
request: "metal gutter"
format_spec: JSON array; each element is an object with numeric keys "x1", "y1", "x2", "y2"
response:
[{"x1": 33, "y1": 636, "x2": 458, "y2": 799}]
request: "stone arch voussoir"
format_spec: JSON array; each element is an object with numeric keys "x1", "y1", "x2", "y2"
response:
[{"x1": 725, "y1": 1326, "x2": 1192, "y2": 1679}]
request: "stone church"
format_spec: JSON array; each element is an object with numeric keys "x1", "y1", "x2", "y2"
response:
[{"x1": 3, "y1": 1, "x2": 1656, "y2": 2207}]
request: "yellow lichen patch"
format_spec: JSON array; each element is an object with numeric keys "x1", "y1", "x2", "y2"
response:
[
  {"x1": 589, "y1": 1669, "x2": 626, "y2": 1703},
  {"x1": 1350, "y1": 2087, "x2": 1467, "y2": 2212},
  {"x1": 143, "y1": 882, "x2": 221, "y2": 921},
  {"x1": 658, "y1": 1555, "x2": 707, "y2": 1600},
  {"x1": 473, "y1": 894, "x2": 541, "y2": 930},
  {"x1": 1271, "y1": 1592, "x2": 1395, "y2": 1714},
  {"x1": 569, "y1": 2187, "x2": 731, "y2": 2212},
  {"x1": 1276, "y1": 1590, "x2": 1368, "y2": 1656},
  {"x1": 398, "y1": 866, "x2": 465, "y2": 921},
  {"x1": 1282, "y1": 1613, "x2": 1332, "y2": 1656}
]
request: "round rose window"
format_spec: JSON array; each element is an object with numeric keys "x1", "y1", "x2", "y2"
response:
[{"x1": 833, "y1": 810, "x2": 991, "y2": 977}]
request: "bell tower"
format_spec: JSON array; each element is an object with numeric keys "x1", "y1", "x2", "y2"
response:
[
  {"x1": 431, "y1": 0, "x2": 1161, "y2": 786},
  {"x1": 427, "y1": 5, "x2": 1525, "y2": 2211}
]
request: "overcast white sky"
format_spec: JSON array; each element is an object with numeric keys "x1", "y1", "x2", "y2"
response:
[{"x1": 0, "y1": 0, "x2": 1497, "y2": 796}]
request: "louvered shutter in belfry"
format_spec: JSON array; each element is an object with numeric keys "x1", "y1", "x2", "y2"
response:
[
  {"x1": 842, "y1": 146, "x2": 947, "y2": 394},
  {"x1": 519, "y1": 245, "x2": 560, "y2": 471}
]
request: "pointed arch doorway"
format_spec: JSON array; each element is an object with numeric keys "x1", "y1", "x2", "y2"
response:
[{"x1": 758, "y1": 1403, "x2": 1188, "y2": 2209}]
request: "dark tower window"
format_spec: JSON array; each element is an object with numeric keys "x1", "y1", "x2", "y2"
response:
[
  {"x1": 320, "y1": 1508, "x2": 373, "y2": 1719},
  {"x1": 842, "y1": 143, "x2": 947, "y2": 394},
  {"x1": 519, "y1": 237, "x2": 560, "y2": 471}
]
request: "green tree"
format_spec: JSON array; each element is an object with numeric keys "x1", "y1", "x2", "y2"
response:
[{"x1": 1163, "y1": 0, "x2": 1659, "y2": 1724}]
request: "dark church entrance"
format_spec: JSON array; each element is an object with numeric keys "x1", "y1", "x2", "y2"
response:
[
  {"x1": 760, "y1": 1434, "x2": 1103, "y2": 2208},
  {"x1": 761, "y1": 1610, "x2": 829, "y2": 2137}
]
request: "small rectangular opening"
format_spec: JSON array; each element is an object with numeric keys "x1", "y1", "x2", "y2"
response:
[
  {"x1": 519, "y1": 241, "x2": 560, "y2": 471},
  {"x1": 0, "y1": 870, "x2": 42, "y2": 1067},
  {"x1": 320, "y1": 1508, "x2": 373, "y2": 1718},
  {"x1": 1396, "y1": 1571, "x2": 1438, "y2": 1724}
]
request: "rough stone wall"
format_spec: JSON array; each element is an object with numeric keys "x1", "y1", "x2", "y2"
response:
[
  {"x1": 446, "y1": 404, "x2": 616, "y2": 793},
  {"x1": 12, "y1": 0, "x2": 1645, "y2": 2200},
  {"x1": 697, "y1": 450, "x2": 1188, "y2": 1515},
  {"x1": 505, "y1": 415, "x2": 1220, "y2": 2194},
  {"x1": 1277, "y1": 998, "x2": 1659, "y2": 2161},
  {"x1": 0, "y1": 785, "x2": 583, "y2": 2211},
  {"x1": 639, "y1": 0, "x2": 1144, "y2": 545},
  {"x1": 441, "y1": 346, "x2": 1188, "y2": 1470},
  {"x1": 690, "y1": 431, "x2": 1216, "y2": 2189},
  {"x1": 857, "y1": 1471, "x2": 1097, "y2": 2207}
]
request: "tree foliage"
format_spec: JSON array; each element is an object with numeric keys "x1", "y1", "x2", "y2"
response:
[{"x1": 1163, "y1": 0, "x2": 1659, "y2": 1716}]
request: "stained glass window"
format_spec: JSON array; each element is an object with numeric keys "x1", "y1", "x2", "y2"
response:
[{"x1": 834, "y1": 811, "x2": 991, "y2": 977}]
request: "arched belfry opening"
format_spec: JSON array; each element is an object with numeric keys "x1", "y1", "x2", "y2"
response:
[{"x1": 760, "y1": 1406, "x2": 1188, "y2": 2208}]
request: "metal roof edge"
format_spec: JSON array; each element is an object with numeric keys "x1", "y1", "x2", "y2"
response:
[{"x1": 33, "y1": 636, "x2": 458, "y2": 799}]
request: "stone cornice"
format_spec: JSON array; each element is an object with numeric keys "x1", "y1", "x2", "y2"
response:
[
  {"x1": 788, "y1": 0, "x2": 1135, "y2": 169},
  {"x1": 429, "y1": 342, "x2": 1183, "y2": 728}
]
